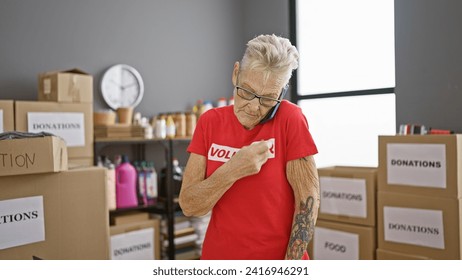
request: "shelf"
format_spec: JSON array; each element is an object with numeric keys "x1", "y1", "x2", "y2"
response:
[
  {"x1": 95, "y1": 136, "x2": 191, "y2": 144},
  {"x1": 109, "y1": 203, "x2": 166, "y2": 215},
  {"x1": 97, "y1": 137, "x2": 191, "y2": 260}
]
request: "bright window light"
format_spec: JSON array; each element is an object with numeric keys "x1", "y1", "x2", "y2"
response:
[
  {"x1": 294, "y1": 0, "x2": 396, "y2": 167},
  {"x1": 300, "y1": 94, "x2": 396, "y2": 168},
  {"x1": 296, "y1": 0, "x2": 395, "y2": 95}
]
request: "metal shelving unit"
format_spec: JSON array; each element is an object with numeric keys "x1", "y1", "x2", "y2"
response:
[{"x1": 94, "y1": 137, "x2": 190, "y2": 260}]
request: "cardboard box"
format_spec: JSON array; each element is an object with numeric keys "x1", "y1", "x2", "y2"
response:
[
  {"x1": 0, "y1": 136, "x2": 67, "y2": 177},
  {"x1": 110, "y1": 219, "x2": 160, "y2": 260},
  {"x1": 38, "y1": 69, "x2": 93, "y2": 103},
  {"x1": 377, "y1": 191, "x2": 461, "y2": 259},
  {"x1": 376, "y1": 248, "x2": 431, "y2": 260},
  {"x1": 68, "y1": 157, "x2": 94, "y2": 169},
  {"x1": 307, "y1": 219, "x2": 376, "y2": 260},
  {"x1": 318, "y1": 166, "x2": 377, "y2": 226},
  {"x1": 0, "y1": 167, "x2": 109, "y2": 260},
  {"x1": 0, "y1": 100, "x2": 14, "y2": 133},
  {"x1": 378, "y1": 135, "x2": 462, "y2": 198},
  {"x1": 15, "y1": 101, "x2": 93, "y2": 158},
  {"x1": 110, "y1": 211, "x2": 150, "y2": 226}
]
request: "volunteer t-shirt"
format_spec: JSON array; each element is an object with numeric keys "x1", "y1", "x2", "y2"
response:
[{"x1": 187, "y1": 100, "x2": 318, "y2": 259}]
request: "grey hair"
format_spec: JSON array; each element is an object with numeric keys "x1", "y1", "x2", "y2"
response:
[{"x1": 240, "y1": 34, "x2": 299, "y2": 84}]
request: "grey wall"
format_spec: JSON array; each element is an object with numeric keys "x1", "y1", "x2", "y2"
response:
[
  {"x1": 395, "y1": 0, "x2": 462, "y2": 132},
  {"x1": 0, "y1": 0, "x2": 290, "y2": 119},
  {"x1": 0, "y1": 0, "x2": 245, "y2": 116},
  {"x1": 2, "y1": 0, "x2": 461, "y2": 132},
  {"x1": 242, "y1": 0, "x2": 289, "y2": 42}
]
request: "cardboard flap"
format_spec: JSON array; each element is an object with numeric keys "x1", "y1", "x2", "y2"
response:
[
  {"x1": 40, "y1": 68, "x2": 90, "y2": 76},
  {"x1": 63, "y1": 68, "x2": 90, "y2": 75}
]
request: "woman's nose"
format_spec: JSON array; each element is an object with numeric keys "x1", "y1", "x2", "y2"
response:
[{"x1": 248, "y1": 97, "x2": 260, "y2": 111}]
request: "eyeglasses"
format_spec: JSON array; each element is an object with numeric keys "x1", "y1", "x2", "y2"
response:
[{"x1": 235, "y1": 85, "x2": 288, "y2": 108}]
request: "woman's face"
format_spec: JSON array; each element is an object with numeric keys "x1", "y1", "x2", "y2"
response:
[{"x1": 232, "y1": 64, "x2": 286, "y2": 130}]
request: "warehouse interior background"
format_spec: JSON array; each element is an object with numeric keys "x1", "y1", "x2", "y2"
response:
[
  {"x1": 1, "y1": 0, "x2": 461, "y2": 133},
  {"x1": 1, "y1": 0, "x2": 462, "y2": 264}
]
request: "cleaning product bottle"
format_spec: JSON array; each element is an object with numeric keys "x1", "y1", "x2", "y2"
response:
[
  {"x1": 145, "y1": 161, "x2": 158, "y2": 205},
  {"x1": 160, "y1": 158, "x2": 183, "y2": 198},
  {"x1": 136, "y1": 161, "x2": 147, "y2": 206},
  {"x1": 115, "y1": 155, "x2": 138, "y2": 208},
  {"x1": 172, "y1": 158, "x2": 183, "y2": 197}
]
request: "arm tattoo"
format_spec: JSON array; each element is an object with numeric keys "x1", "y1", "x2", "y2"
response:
[{"x1": 286, "y1": 195, "x2": 315, "y2": 259}]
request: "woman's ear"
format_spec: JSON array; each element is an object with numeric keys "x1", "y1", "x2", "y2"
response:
[{"x1": 232, "y1": 61, "x2": 239, "y2": 86}]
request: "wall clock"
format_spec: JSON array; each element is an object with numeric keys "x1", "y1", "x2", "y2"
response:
[{"x1": 100, "y1": 64, "x2": 144, "y2": 109}]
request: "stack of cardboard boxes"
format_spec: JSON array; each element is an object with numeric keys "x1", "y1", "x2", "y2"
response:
[
  {"x1": 377, "y1": 135, "x2": 462, "y2": 260},
  {"x1": 0, "y1": 69, "x2": 107, "y2": 259},
  {"x1": 1, "y1": 69, "x2": 168, "y2": 260},
  {"x1": 14, "y1": 69, "x2": 94, "y2": 167},
  {"x1": 308, "y1": 166, "x2": 377, "y2": 259},
  {"x1": 0, "y1": 135, "x2": 109, "y2": 259}
]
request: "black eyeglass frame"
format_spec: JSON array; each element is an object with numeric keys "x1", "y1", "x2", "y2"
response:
[{"x1": 235, "y1": 84, "x2": 289, "y2": 108}]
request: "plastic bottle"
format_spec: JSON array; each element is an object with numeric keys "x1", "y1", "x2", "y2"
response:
[
  {"x1": 144, "y1": 124, "x2": 153, "y2": 139},
  {"x1": 172, "y1": 158, "x2": 183, "y2": 197},
  {"x1": 136, "y1": 161, "x2": 147, "y2": 206},
  {"x1": 228, "y1": 96, "x2": 234, "y2": 105},
  {"x1": 133, "y1": 112, "x2": 142, "y2": 125},
  {"x1": 113, "y1": 154, "x2": 122, "y2": 167},
  {"x1": 175, "y1": 112, "x2": 186, "y2": 138},
  {"x1": 172, "y1": 158, "x2": 183, "y2": 180},
  {"x1": 155, "y1": 115, "x2": 167, "y2": 139},
  {"x1": 145, "y1": 162, "x2": 158, "y2": 205},
  {"x1": 160, "y1": 158, "x2": 183, "y2": 198},
  {"x1": 186, "y1": 112, "x2": 196, "y2": 137},
  {"x1": 166, "y1": 114, "x2": 176, "y2": 138},
  {"x1": 96, "y1": 155, "x2": 103, "y2": 167},
  {"x1": 202, "y1": 101, "x2": 213, "y2": 113},
  {"x1": 192, "y1": 99, "x2": 203, "y2": 119},
  {"x1": 115, "y1": 155, "x2": 138, "y2": 208},
  {"x1": 217, "y1": 97, "x2": 227, "y2": 107}
]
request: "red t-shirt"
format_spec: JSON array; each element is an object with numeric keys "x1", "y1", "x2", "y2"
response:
[{"x1": 187, "y1": 100, "x2": 318, "y2": 259}]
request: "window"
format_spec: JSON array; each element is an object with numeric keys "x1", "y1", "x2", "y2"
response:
[{"x1": 291, "y1": 0, "x2": 396, "y2": 167}]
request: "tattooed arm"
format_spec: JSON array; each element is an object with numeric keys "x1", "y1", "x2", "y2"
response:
[{"x1": 285, "y1": 155, "x2": 320, "y2": 260}]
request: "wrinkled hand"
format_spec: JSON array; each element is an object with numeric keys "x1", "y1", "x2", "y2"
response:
[{"x1": 228, "y1": 141, "x2": 270, "y2": 179}]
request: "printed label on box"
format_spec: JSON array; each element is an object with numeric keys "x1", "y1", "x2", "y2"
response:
[
  {"x1": 387, "y1": 143, "x2": 446, "y2": 188},
  {"x1": 28, "y1": 112, "x2": 85, "y2": 147},
  {"x1": 0, "y1": 196, "x2": 45, "y2": 250},
  {"x1": 313, "y1": 227, "x2": 359, "y2": 260},
  {"x1": 383, "y1": 206, "x2": 445, "y2": 249},
  {"x1": 320, "y1": 177, "x2": 367, "y2": 218},
  {"x1": 111, "y1": 227, "x2": 155, "y2": 260},
  {"x1": 0, "y1": 109, "x2": 3, "y2": 133}
]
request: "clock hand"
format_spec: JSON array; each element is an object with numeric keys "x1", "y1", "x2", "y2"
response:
[
  {"x1": 122, "y1": 82, "x2": 137, "y2": 89},
  {"x1": 111, "y1": 79, "x2": 124, "y2": 90}
]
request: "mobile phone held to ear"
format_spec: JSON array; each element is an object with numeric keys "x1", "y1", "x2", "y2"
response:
[{"x1": 259, "y1": 84, "x2": 289, "y2": 124}]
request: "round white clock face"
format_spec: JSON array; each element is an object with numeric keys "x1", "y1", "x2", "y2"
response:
[{"x1": 100, "y1": 64, "x2": 144, "y2": 110}]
